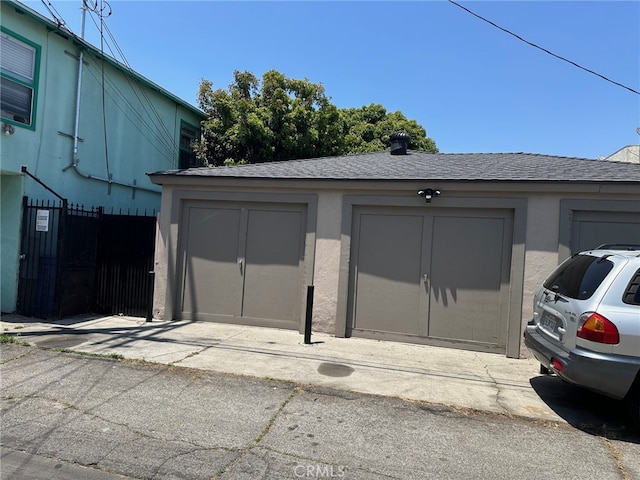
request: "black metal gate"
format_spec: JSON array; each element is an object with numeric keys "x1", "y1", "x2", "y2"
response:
[
  {"x1": 17, "y1": 197, "x2": 156, "y2": 319},
  {"x1": 94, "y1": 212, "x2": 156, "y2": 317},
  {"x1": 17, "y1": 198, "x2": 68, "y2": 318}
]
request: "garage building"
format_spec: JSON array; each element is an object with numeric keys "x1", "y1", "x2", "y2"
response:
[{"x1": 149, "y1": 148, "x2": 640, "y2": 358}]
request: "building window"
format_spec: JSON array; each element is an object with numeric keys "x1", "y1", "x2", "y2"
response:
[
  {"x1": 0, "y1": 29, "x2": 39, "y2": 128},
  {"x1": 178, "y1": 122, "x2": 199, "y2": 169}
]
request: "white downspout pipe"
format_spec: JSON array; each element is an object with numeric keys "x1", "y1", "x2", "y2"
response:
[
  {"x1": 71, "y1": 0, "x2": 86, "y2": 163},
  {"x1": 65, "y1": 0, "x2": 160, "y2": 195}
]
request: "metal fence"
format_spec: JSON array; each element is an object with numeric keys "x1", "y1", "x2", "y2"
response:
[{"x1": 17, "y1": 197, "x2": 156, "y2": 319}]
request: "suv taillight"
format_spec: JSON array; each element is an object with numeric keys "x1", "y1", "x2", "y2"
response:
[{"x1": 577, "y1": 313, "x2": 619, "y2": 344}]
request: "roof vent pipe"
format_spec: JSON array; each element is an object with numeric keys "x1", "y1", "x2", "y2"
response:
[{"x1": 390, "y1": 132, "x2": 410, "y2": 155}]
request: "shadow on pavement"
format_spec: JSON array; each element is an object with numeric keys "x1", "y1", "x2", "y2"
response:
[
  {"x1": 530, "y1": 375, "x2": 639, "y2": 443},
  {"x1": 0, "y1": 315, "x2": 217, "y2": 351},
  {"x1": 0, "y1": 314, "x2": 105, "y2": 326}
]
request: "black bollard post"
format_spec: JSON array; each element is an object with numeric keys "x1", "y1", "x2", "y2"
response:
[
  {"x1": 304, "y1": 285, "x2": 314, "y2": 344},
  {"x1": 146, "y1": 271, "x2": 155, "y2": 322}
]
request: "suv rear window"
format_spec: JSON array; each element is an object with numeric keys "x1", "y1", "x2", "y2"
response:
[
  {"x1": 623, "y1": 269, "x2": 640, "y2": 306},
  {"x1": 543, "y1": 254, "x2": 614, "y2": 300}
]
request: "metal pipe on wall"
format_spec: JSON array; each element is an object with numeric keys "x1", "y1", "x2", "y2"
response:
[{"x1": 65, "y1": 0, "x2": 160, "y2": 196}]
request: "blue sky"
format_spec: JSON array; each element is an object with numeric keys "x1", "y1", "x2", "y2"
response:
[{"x1": 22, "y1": 0, "x2": 640, "y2": 159}]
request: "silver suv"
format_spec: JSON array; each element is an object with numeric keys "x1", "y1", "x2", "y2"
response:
[{"x1": 524, "y1": 245, "x2": 640, "y2": 428}]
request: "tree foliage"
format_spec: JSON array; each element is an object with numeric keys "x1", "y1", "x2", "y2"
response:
[
  {"x1": 195, "y1": 70, "x2": 437, "y2": 167},
  {"x1": 341, "y1": 104, "x2": 437, "y2": 154}
]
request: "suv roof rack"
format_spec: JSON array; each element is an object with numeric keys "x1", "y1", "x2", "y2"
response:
[{"x1": 595, "y1": 244, "x2": 640, "y2": 251}]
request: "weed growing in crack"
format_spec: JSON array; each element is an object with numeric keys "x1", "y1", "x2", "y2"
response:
[
  {"x1": 52, "y1": 348, "x2": 124, "y2": 360},
  {"x1": 0, "y1": 334, "x2": 30, "y2": 346}
]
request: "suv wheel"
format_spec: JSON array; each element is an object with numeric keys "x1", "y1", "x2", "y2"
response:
[{"x1": 625, "y1": 382, "x2": 640, "y2": 431}]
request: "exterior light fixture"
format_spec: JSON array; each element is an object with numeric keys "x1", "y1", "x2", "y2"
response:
[
  {"x1": 417, "y1": 188, "x2": 441, "y2": 204},
  {"x1": 2, "y1": 123, "x2": 15, "y2": 136}
]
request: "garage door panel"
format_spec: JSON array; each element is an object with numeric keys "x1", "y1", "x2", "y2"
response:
[
  {"x1": 179, "y1": 203, "x2": 307, "y2": 329},
  {"x1": 182, "y1": 207, "x2": 242, "y2": 316},
  {"x1": 349, "y1": 207, "x2": 513, "y2": 353},
  {"x1": 353, "y1": 214, "x2": 424, "y2": 335},
  {"x1": 243, "y1": 210, "x2": 304, "y2": 323},
  {"x1": 572, "y1": 211, "x2": 640, "y2": 252},
  {"x1": 429, "y1": 216, "x2": 505, "y2": 343}
]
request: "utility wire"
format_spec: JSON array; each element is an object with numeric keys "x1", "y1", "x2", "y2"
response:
[
  {"x1": 83, "y1": 5, "x2": 181, "y2": 166},
  {"x1": 39, "y1": 0, "x2": 67, "y2": 28},
  {"x1": 82, "y1": 55, "x2": 178, "y2": 165},
  {"x1": 79, "y1": 39, "x2": 180, "y2": 164},
  {"x1": 448, "y1": 0, "x2": 640, "y2": 96},
  {"x1": 94, "y1": 16, "x2": 179, "y2": 151},
  {"x1": 97, "y1": 0, "x2": 112, "y2": 179},
  {"x1": 38, "y1": 0, "x2": 180, "y2": 167}
]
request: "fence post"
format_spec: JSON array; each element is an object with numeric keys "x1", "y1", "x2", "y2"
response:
[{"x1": 53, "y1": 199, "x2": 68, "y2": 318}]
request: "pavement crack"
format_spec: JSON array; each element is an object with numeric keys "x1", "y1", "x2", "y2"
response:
[
  {"x1": 3, "y1": 393, "x2": 230, "y2": 452},
  {"x1": 600, "y1": 430, "x2": 632, "y2": 480},
  {"x1": 169, "y1": 345, "x2": 212, "y2": 366},
  {"x1": 149, "y1": 446, "x2": 220, "y2": 479},
  {"x1": 212, "y1": 386, "x2": 301, "y2": 479},
  {"x1": 253, "y1": 386, "x2": 300, "y2": 445},
  {"x1": 0, "y1": 345, "x2": 36, "y2": 365},
  {"x1": 475, "y1": 353, "x2": 512, "y2": 417}
]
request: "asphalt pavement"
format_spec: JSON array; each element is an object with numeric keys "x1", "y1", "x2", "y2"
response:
[
  {"x1": 0, "y1": 313, "x2": 635, "y2": 425},
  {"x1": 1, "y1": 314, "x2": 639, "y2": 479}
]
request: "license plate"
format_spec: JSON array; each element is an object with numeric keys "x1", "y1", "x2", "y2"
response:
[{"x1": 541, "y1": 311, "x2": 558, "y2": 333}]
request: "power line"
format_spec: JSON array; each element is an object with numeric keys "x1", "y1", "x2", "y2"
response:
[
  {"x1": 448, "y1": 0, "x2": 640, "y2": 96},
  {"x1": 100, "y1": 19, "x2": 179, "y2": 146},
  {"x1": 91, "y1": 12, "x2": 181, "y2": 162},
  {"x1": 43, "y1": 0, "x2": 182, "y2": 165},
  {"x1": 97, "y1": 0, "x2": 112, "y2": 179},
  {"x1": 82, "y1": 55, "x2": 179, "y2": 166},
  {"x1": 80, "y1": 3, "x2": 181, "y2": 166},
  {"x1": 85, "y1": 6, "x2": 177, "y2": 139},
  {"x1": 39, "y1": 0, "x2": 67, "y2": 28}
]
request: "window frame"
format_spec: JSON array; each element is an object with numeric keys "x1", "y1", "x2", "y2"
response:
[
  {"x1": 178, "y1": 120, "x2": 200, "y2": 169},
  {"x1": 0, "y1": 27, "x2": 40, "y2": 130},
  {"x1": 622, "y1": 268, "x2": 640, "y2": 306}
]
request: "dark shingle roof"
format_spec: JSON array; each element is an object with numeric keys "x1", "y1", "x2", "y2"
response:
[{"x1": 149, "y1": 151, "x2": 640, "y2": 183}]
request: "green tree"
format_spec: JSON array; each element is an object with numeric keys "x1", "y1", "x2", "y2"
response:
[
  {"x1": 341, "y1": 104, "x2": 438, "y2": 154},
  {"x1": 195, "y1": 70, "x2": 437, "y2": 167}
]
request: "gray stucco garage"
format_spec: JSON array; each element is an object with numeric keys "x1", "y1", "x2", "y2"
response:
[{"x1": 149, "y1": 149, "x2": 640, "y2": 358}]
